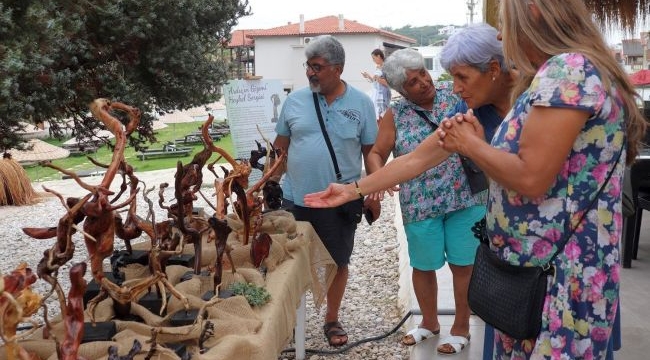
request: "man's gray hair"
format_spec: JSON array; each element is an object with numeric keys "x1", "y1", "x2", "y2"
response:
[
  {"x1": 440, "y1": 23, "x2": 508, "y2": 73},
  {"x1": 383, "y1": 48, "x2": 425, "y2": 95},
  {"x1": 305, "y1": 35, "x2": 345, "y2": 66}
]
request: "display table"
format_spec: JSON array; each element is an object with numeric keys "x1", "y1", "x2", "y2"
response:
[
  {"x1": 209, "y1": 220, "x2": 335, "y2": 360},
  {"x1": 1, "y1": 216, "x2": 336, "y2": 360}
]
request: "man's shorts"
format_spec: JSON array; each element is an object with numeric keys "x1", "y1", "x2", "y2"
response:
[
  {"x1": 282, "y1": 199, "x2": 357, "y2": 267},
  {"x1": 405, "y1": 205, "x2": 485, "y2": 270}
]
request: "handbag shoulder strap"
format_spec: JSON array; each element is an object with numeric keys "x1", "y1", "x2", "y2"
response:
[
  {"x1": 413, "y1": 109, "x2": 438, "y2": 131},
  {"x1": 312, "y1": 92, "x2": 342, "y2": 182},
  {"x1": 546, "y1": 146, "x2": 624, "y2": 265}
]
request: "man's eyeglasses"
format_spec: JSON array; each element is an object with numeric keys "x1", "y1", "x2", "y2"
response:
[{"x1": 303, "y1": 62, "x2": 332, "y2": 73}]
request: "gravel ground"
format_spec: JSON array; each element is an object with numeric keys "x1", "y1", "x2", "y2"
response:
[
  {"x1": 1, "y1": 170, "x2": 409, "y2": 359},
  {"x1": 282, "y1": 195, "x2": 410, "y2": 360}
]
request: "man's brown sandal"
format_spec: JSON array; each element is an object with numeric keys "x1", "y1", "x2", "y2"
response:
[{"x1": 323, "y1": 321, "x2": 348, "y2": 346}]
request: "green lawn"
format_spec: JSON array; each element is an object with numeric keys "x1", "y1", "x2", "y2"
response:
[{"x1": 25, "y1": 121, "x2": 234, "y2": 182}]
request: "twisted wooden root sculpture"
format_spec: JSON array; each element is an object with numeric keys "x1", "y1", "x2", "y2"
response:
[
  {"x1": 207, "y1": 177, "x2": 234, "y2": 292},
  {"x1": 202, "y1": 115, "x2": 286, "y2": 246},
  {"x1": 0, "y1": 263, "x2": 42, "y2": 360},
  {"x1": 60, "y1": 262, "x2": 87, "y2": 360},
  {"x1": 83, "y1": 99, "x2": 191, "y2": 319}
]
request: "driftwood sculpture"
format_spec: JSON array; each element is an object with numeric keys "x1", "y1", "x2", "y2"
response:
[
  {"x1": 155, "y1": 123, "x2": 215, "y2": 274},
  {"x1": 250, "y1": 213, "x2": 272, "y2": 269},
  {"x1": 112, "y1": 161, "x2": 144, "y2": 254},
  {"x1": 60, "y1": 262, "x2": 87, "y2": 360},
  {"x1": 206, "y1": 176, "x2": 234, "y2": 292},
  {"x1": 202, "y1": 115, "x2": 286, "y2": 246},
  {"x1": 81, "y1": 100, "x2": 188, "y2": 318},
  {"x1": 22, "y1": 99, "x2": 190, "y2": 322},
  {"x1": 0, "y1": 263, "x2": 42, "y2": 360},
  {"x1": 114, "y1": 163, "x2": 189, "y2": 315}
]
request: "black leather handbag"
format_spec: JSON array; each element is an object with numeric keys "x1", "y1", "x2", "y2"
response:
[
  {"x1": 337, "y1": 197, "x2": 364, "y2": 224},
  {"x1": 469, "y1": 236, "x2": 551, "y2": 339},
  {"x1": 459, "y1": 155, "x2": 488, "y2": 194},
  {"x1": 468, "y1": 146, "x2": 622, "y2": 339}
]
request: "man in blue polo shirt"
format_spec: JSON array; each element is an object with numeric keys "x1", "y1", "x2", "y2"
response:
[{"x1": 273, "y1": 35, "x2": 378, "y2": 347}]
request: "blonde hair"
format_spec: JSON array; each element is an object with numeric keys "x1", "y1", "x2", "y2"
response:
[{"x1": 500, "y1": 0, "x2": 646, "y2": 163}]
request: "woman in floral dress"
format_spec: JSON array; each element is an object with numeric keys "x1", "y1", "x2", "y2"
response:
[{"x1": 437, "y1": 0, "x2": 646, "y2": 358}]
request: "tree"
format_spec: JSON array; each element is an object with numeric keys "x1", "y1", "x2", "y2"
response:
[
  {"x1": 0, "y1": 0, "x2": 250, "y2": 154},
  {"x1": 382, "y1": 25, "x2": 455, "y2": 46}
]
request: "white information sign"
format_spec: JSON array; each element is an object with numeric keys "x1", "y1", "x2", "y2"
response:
[{"x1": 223, "y1": 79, "x2": 285, "y2": 183}]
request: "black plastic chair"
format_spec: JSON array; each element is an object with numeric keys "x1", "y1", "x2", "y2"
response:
[{"x1": 622, "y1": 157, "x2": 650, "y2": 268}]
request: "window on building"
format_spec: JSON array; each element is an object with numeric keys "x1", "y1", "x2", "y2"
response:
[{"x1": 424, "y1": 58, "x2": 434, "y2": 71}]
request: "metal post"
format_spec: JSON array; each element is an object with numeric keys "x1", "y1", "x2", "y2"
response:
[{"x1": 295, "y1": 293, "x2": 306, "y2": 360}]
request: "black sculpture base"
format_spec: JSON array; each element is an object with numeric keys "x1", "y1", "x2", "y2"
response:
[
  {"x1": 138, "y1": 291, "x2": 172, "y2": 316},
  {"x1": 165, "y1": 343, "x2": 189, "y2": 360},
  {"x1": 180, "y1": 269, "x2": 211, "y2": 283},
  {"x1": 110, "y1": 249, "x2": 149, "y2": 269},
  {"x1": 82, "y1": 321, "x2": 117, "y2": 343},
  {"x1": 169, "y1": 309, "x2": 200, "y2": 327},
  {"x1": 83, "y1": 271, "x2": 124, "y2": 308},
  {"x1": 192, "y1": 206, "x2": 205, "y2": 218},
  {"x1": 167, "y1": 253, "x2": 195, "y2": 268},
  {"x1": 200, "y1": 289, "x2": 234, "y2": 301}
]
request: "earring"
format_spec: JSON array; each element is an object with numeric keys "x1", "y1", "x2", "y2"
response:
[{"x1": 492, "y1": 76, "x2": 496, "y2": 81}]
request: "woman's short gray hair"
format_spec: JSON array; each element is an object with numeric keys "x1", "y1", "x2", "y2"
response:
[
  {"x1": 383, "y1": 48, "x2": 425, "y2": 94},
  {"x1": 440, "y1": 23, "x2": 508, "y2": 73},
  {"x1": 305, "y1": 35, "x2": 345, "y2": 66}
]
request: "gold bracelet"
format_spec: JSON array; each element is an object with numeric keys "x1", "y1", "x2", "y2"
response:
[{"x1": 354, "y1": 180, "x2": 364, "y2": 199}]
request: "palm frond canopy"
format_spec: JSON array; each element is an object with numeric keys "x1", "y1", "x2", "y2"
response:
[
  {"x1": 586, "y1": 0, "x2": 650, "y2": 33},
  {"x1": 484, "y1": 0, "x2": 650, "y2": 33}
]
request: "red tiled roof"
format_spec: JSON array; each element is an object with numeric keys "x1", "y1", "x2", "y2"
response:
[
  {"x1": 227, "y1": 29, "x2": 263, "y2": 47},
  {"x1": 228, "y1": 16, "x2": 416, "y2": 47}
]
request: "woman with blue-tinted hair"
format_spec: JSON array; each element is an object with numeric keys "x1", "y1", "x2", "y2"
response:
[
  {"x1": 437, "y1": 23, "x2": 519, "y2": 356},
  {"x1": 440, "y1": 23, "x2": 515, "y2": 141}
]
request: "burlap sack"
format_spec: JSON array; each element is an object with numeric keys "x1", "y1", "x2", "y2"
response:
[{"x1": 3, "y1": 211, "x2": 336, "y2": 360}]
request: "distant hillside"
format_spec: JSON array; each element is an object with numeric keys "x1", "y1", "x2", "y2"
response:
[{"x1": 382, "y1": 25, "x2": 463, "y2": 46}]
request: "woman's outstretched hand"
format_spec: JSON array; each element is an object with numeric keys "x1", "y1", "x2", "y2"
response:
[{"x1": 304, "y1": 183, "x2": 353, "y2": 208}]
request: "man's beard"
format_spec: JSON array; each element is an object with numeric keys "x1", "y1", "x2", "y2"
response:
[{"x1": 309, "y1": 76, "x2": 321, "y2": 93}]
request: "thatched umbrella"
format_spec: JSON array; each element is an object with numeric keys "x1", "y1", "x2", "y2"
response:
[
  {"x1": 0, "y1": 156, "x2": 38, "y2": 206},
  {"x1": 158, "y1": 110, "x2": 199, "y2": 139},
  {"x1": 586, "y1": 0, "x2": 650, "y2": 33},
  {"x1": 483, "y1": 0, "x2": 650, "y2": 33},
  {"x1": 7, "y1": 139, "x2": 70, "y2": 163},
  {"x1": 151, "y1": 120, "x2": 168, "y2": 131},
  {"x1": 62, "y1": 129, "x2": 115, "y2": 146},
  {"x1": 16, "y1": 122, "x2": 49, "y2": 140}
]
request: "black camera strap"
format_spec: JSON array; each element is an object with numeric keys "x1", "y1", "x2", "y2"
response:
[{"x1": 313, "y1": 92, "x2": 342, "y2": 182}]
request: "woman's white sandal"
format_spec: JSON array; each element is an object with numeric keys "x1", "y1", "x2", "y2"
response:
[
  {"x1": 436, "y1": 334, "x2": 471, "y2": 355},
  {"x1": 401, "y1": 327, "x2": 440, "y2": 346}
]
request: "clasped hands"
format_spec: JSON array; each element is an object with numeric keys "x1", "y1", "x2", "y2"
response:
[{"x1": 436, "y1": 108, "x2": 485, "y2": 154}]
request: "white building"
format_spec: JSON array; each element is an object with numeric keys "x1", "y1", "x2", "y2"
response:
[
  {"x1": 230, "y1": 15, "x2": 416, "y2": 94},
  {"x1": 438, "y1": 25, "x2": 458, "y2": 36},
  {"x1": 412, "y1": 45, "x2": 446, "y2": 80}
]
